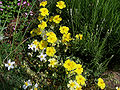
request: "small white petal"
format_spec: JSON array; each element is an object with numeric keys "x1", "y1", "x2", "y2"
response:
[
  {"x1": 11, "y1": 61, "x2": 15, "y2": 65},
  {"x1": 27, "y1": 80, "x2": 32, "y2": 86},
  {"x1": 37, "y1": 55, "x2": 40, "y2": 58},
  {"x1": 11, "y1": 66, "x2": 14, "y2": 69},
  {"x1": 5, "y1": 64, "x2": 9, "y2": 67},
  {"x1": 8, "y1": 67, "x2": 11, "y2": 70},
  {"x1": 35, "y1": 83, "x2": 38, "y2": 87},
  {"x1": 23, "y1": 85, "x2": 27, "y2": 89},
  {"x1": 67, "y1": 84, "x2": 70, "y2": 88},
  {"x1": 8, "y1": 59, "x2": 11, "y2": 63},
  {"x1": 28, "y1": 80, "x2": 31, "y2": 83}
]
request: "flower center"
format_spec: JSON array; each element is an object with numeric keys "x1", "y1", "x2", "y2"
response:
[
  {"x1": 59, "y1": 2, "x2": 63, "y2": 6},
  {"x1": 25, "y1": 82, "x2": 28, "y2": 86},
  {"x1": 30, "y1": 45, "x2": 33, "y2": 47},
  {"x1": 79, "y1": 78, "x2": 82, "y2": 81},
  {"x1": 67, "y1": 63, "x2": 71, "y2": 66},
  {"x1": 100, "y1": 82, "x2": 104, "y2": 84},
  {"x1": 40, "y1": 55, "x2": 43, "y2": 58},
  {"x1": 50, "y1": 61, "x2": 55, "y2": 65},
  {"x1": 76, "y1": 87, "x2": 81, "y2": 90},
  {"x1": 8, "y1": 63, "x2": 11, "y2": 66},
  {"x1": 70, "y1": 82, "x2": 75, "y2": 87}
]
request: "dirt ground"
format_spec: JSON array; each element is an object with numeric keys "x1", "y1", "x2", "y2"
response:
[{"x1": 102, "y1": 71, "x2": 120, "y2": 90}]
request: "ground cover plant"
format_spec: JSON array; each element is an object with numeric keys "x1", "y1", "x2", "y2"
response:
[{"x1": 0, "y1": 0, "x2": 120, "y2": 90}]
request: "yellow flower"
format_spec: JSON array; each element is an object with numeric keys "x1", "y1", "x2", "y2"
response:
[
  {"x1": 63, "y1": 59, "x2": 76, "y2": 71},
  {"x1": 38, "y1": 21, "x2": 47, "y2": 30},
  {"x1": 30, "y1": 28, "x2": 37, "y2": 37},
  {"x1": 53, "y1": 15, "x2": 62, "y2": 24},
  {"x1": 59, "y1": 26, "x2": 69, "y2": 34},
  {"x1": 40, "y1": 1, "x2": 47, "y2": 7},
  {"x1": 39, "y1": 40, "x2": 48, "y2": 50},
  {"x1": 46, "y1": 47, "x2": 56, "y2": 57},
  {"x1": 74, "y1": 64, "x2": 83, "y2": 75},
  {"x1": 75, "y1": 34, "x2": 79, "y2": 39},
  {"x1": 30, "y1": 28, "x2": 42, "y2": 36},
  {"x1": 76, "y1": 75, "x2": 86, "y2": 86},
  {"x1": 49, "y1": 16, "x2": 54, "y2": 22},
  {"x1": 46, "y1": 32, "x2": 55, "y2": 36},
  {"x1": 33, "y1": 40, "x2": 39, "y2": 45},
  {"x1": 79, "y1": 34, "x2": 83, "y2": 40},
  {"x1": 48, "y1": 58, "x2": 58, "y2": 67},
  {"x1": 62, "y1": 33, "x2": 72, "y2": 43},
  {"x1": 35, "y1": 28, "x2": 42, "y2": 35},
  {"x1": 76, "y1": 86, "x2": 82, "y2": 90},
  {"x1": 47, "y1": 36, "x2": 57, "y2": 43},
  {"x1": 56, "y1": 1, "x2": 66, "y2": 9},
  {"x1": 37, "y1": 16, "x2": 44, "y2": 21},
  {"x1": 39, "y1": 8, "x2": 49, "y2": 16},
  {"x1": 98, "y1": 78, "x2": 105, "y2": 89},
  {"x1": 46, "y1": 32, "x2": 57, "y2": 43},
  {"x1": 75, "y1": 34, "x2": 83, "y2": 40}
]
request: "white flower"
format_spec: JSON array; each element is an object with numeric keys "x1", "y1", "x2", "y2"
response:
[
  {"x1": 67, "y1": 80, "x2": 76, "y2": 90},
  {"x1": 48, "y1": 58, "x2": 58, "y2": 68},
  {"x1": 28, "y1": 43, "x2": 39, "y2": 52},
  {"x1": 28, "y1": 44, "x2": 36, "y2": 50},
  {"x1": 30, "y1": 83, "x2": 38, "y2": 90},
  {"x1": 74, "y1": 81, "x2": 82, "y2": 90},
  {"x1": 34, "y1": 45, "x2": 39, "y2": 52},
  {"x1": 37, "y1": 53, "x2": 47, "y2": 61},
  {"x1": 23, "y1": 80, "x2": 32, "y2": 89},
  {"x1": 5, "y1": 59, "x2": 15, "y2": 70},
  {"x1": 35, "y1": 83, "x2": 38, "y2": 88},
  {"x1": 116, "y1": 87, "x2": 120, "y2": 90}
]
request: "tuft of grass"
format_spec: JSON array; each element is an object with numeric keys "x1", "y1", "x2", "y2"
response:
[{"x1": 63, "y1": 0, "x2": 120, "y2": 77}]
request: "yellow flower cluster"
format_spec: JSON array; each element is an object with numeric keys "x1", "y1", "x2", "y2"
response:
[
  {"x1": 46, "y1": 32, "x2": 57, "y2": 43},
  {"x1": 27, "y1": 1, "x2": 111, "y2": 90},
  {"x1": 62, "y1": 33, "x2": 72, "y2": 43},
  {"x1": 75, "y1": 34, "x2": 83, "y2": 40},
  {"x1": 63, "y1": 59, "x2": 85, "y2": 89},
  {"x1": 63, "y1": 59, "x2": 83, "y2": 74},
  {"x1": 97, "y1": 78, "x2": 105, "y2": 89}
]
